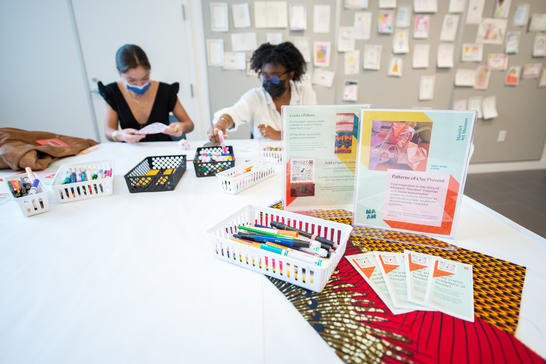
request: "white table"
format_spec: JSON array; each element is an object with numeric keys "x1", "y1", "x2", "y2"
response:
[{"x1": 1, "y1": 140, "x2": 545, "y2": 363}]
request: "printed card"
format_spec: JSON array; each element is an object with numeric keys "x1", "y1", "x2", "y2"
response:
[
  {"x1": 404, "y1": 250, "x2": 435, "y2": 305},
  {"x1": 424, "y1": 257, "x2": 474, "y2": 322},
  {"x1": 346, "y1": 253, "x2": 412, "y2": 315},
  {"x1": 374, "y1": 252, "x2": 425, "y2": 310}
]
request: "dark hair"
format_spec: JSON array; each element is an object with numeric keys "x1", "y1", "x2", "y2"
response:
[
  {"x1": 115, "y1": 44, "x2": 151, "y2": 74},
  {"x1": 250, "y1": 42, "x2": 306, "y2": 82}
]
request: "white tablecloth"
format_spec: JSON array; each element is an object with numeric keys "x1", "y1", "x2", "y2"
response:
[{"x1": 0, "y1": 140, "x2": 544, "y2": 363}]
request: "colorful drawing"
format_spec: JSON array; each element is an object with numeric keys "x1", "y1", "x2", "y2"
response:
[
  {"x1": 335, "y1": 113, "x2": 358, "y2": 154},
  {"x1": 314, "y1": 41, "x2": 331, "y2": 67},
  {"x1": 476, "y1": 18, "x2": 507, "y2": 44},
  {"x1": 378, "y1": 11, "x2": 394, "y2": 34},
  {"x1": 369, "y1": 120, "x2": 431, "y2": 172},
  {"x1": 505, "y1": 66, "x2": 521, "y2": 86},
  {"x1": 414, "y1": 15, "x2": 430, "y2": 39}
]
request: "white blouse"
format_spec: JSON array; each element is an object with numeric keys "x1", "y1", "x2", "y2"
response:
[{"x1": 212, "y1": 80, "x2": 317, "y2": 139}]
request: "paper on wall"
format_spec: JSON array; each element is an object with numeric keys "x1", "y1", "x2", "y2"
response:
[
  {"x1": 344, "y1": 0, "x2": 368, "y2": 9},
  {"x1": 536, "y1": 67, "x2": 546, "y2": 89},
  {"x1": 482, "y1": 96, "x2": 498, "y2": 119},
  {"x1": 522, "y1": 63, "x2": 543, "y2": 79},
  {"x1": 343, "y1": 81, "x2": 359, "y2": 101},
  {"x1": 338, "y1": 27, "x2": 356, "y2": 52},
  {"x1": 529, "y1": 14, "x2": 546, "y2": 32},
  {"x1": 206, "y1": 39, "x2": 224, "y2": 66},
  {"x1": 255, "y1": 1, "x2": 288, "y2": 28},
  {"x1": 232, "y1": 3, "x2": 251, "y2": 28},
  {"x1": 533, "y1": 33, "x2": 546, "y2": 57},
  {"x1": 311, "y1": 68, "x2": 335, "y2": 87},
  {"x1": 314, "y1": 41, "x2": 331, "y2": 67},
  {"x1": 354, "y1": 11, "x2": 372, "y2": 40},
  {"x1": 513, "y1": 4, "x2": 529, "y2": 27},
  {"x1": 379, "y1": 0, "x2": 396, "y2": 9},
  {"x1": 413, "y1": 44, "x2": 430, "y2": 69},
  {"x1": 494, "y1": 0, "x2": 511, "y2": 19},
  {"x1": 313, "y1": 5, "x2": 331, "y2": 33},
  {"x1": 266, "y1": 33, "x2": 283, "y2": 45},
  {"x1": 461, "y1": 43, "x2": 483, "y2": 62},
  {"x1": 453, "y1": 99, "x2": 467, "y2": 110},
  {"x1": 505, "y1": 66, "x2": 521, "y2": 85},
  {"x1": 466, "y1": 0, "x2": 485, "y2": 24},
  {"x1": 346, "y1": 253, "x2": 413, "y2": 315},
  {"x1": 468, "y1": 96, "x2": 483, "y2": 117},
  {"x1": 437, "y1": 43, "x2": 454, "y2": 68},
  {"x1": 414, "y1": 0, "x2": 437, "y2": 13},
  {"x1": 419, "y1": 75, "x2": 435, "y2": 100},
  {"x1": 210, "y1": 2, "x2": 229, "y2": 32},
  {"x1": 404, "y1": 250, "x2": 435, "y2": 305},
  {"x1": 448, "y1": 0, "x2": 465, "y2": 13},
  {"x1": 378, "y1": 11, "x2": 394, "y2": 34},
  {"x1": 414, "y1": 15, "x2": 430, "y2": 39},
  {"x1": 292, "y1": 37, "x2": 311, "y2": 62},
  {"x1": 345, "y1": 50, "x2": 360, "y2": 75},
  {"x1": 474, "y1": 65, "x2": 490, "y2": 89},
  {"x1": 289, "y1": 4, "x2": 307, "y2": 31},
  {"x1": 223, "y1": 52, "x2": 246, "y2": 70},
  {"x1": 488, "y1": 53, "x2": 508, "y2": 70},
  {"x1": 424, "y1": 257, "x2": 474, "y2": 322},
  {"x1": 396, "y1": 6, "x2": 411, "y2": 28},
  {"x1": 505, "y1": 31, "x2": 520, "y2": 54},
  {"x1": 231, "y1": 32, "x2": 257, "y2": 52},
  {"x1": 374, "y1": 252, "x2": 425, "y2": 310},
  {"x1": 388, "y1": 57, "x2": 403, "y2": 77},
  {"x1": 476, "y1": 18, "x2": 507, "y2": 44},
  {"x1": 393, "y1": 29, "x2": 409, "y2": 54},
  {"x1": 440, "y1": 14, "x2": 459, "y2": 41},
  {"x1": 455, "y1": 69, "x2": 476, "y2": 86},
  {"x1": 363, "y1": 44, "x2": 382, "y2": 70}
]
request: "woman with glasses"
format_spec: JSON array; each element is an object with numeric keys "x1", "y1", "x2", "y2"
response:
[
  {"x1": 98, "y1": 44, "x2": 194, "y2": 143},
  {"x1": 209, "y1": 42, "x2": 316, "y2": 141}
]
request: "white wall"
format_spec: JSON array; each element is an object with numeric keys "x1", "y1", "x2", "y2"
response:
[{"x1": 0, "y1": 0, "x2": 98, "y2": 140}]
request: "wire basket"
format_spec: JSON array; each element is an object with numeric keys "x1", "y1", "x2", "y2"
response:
[
  {"x1": 208, "y1": 205, "x2": 353, "y2": 292},
  {"x1": 124, "y1": 155, "x2": 186, "y2": 193},
  {"x1": 216, "y1": 160, "x2": 276, "y2": 194},
  {"x1": 193, "y1": 146, "x2": 235, "y2": 177}
]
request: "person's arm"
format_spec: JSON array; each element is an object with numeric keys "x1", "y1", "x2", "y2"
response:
[
  {"x1": 208, "y1": 90, "x2": 254, "y2": 142},
  {"x1": 104, "y1": 103, "x2": 145, "y2": 143},
  {"x1": 164, "y1": 99, "x2": 194, "y2": 137}
]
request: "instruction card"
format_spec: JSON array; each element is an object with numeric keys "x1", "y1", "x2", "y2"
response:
[{"x1": 353, "y1": 109, "x2": 476, "y2": 238}]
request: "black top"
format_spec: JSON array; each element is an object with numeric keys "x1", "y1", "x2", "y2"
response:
[{"x1": 98, "y1": 81, "x2": 179, "y2": 142}]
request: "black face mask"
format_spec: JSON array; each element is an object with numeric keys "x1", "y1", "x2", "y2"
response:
[{"x1": 263, "y1": 79, "x2": 287, "y2": 98}]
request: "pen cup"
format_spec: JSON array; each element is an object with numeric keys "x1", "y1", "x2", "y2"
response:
[
  {"x1": 6, "y1": 174, "x2": 50, "y2": 217},
  {"x1": 208, "y1": 205, "x2": 353, "y2": 293}
]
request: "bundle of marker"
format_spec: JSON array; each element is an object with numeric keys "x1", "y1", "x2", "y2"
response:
[
  {"x1": 193, "y1": 145, "x2": 235, "y2": 177},
  {"x1": 260, "y1": 145, "x2": 283, "y2": 164},
  {"x1": 228, "y1": 223, "x2": 337, "y2": 267},
  {"x1": 6, "y1": 167, "x2": 49, "y2": 216},
  {"x1": 7, "y1": 167, "x2": 43, "y2": 201},
  {"x1": 53, "y1": 161, "x2": 114, "y2": 202}
]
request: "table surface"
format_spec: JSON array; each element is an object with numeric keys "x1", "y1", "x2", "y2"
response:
[{"x1": 1, "y1": 140, "x2": 545, "y2": 364}]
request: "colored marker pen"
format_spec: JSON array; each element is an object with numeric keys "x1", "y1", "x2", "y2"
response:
[
  {"x1": 28, "y1": 178, "x2": 41, "y2": 195},
  {"x1": 233, "y1": 233, "x2": 308, "y2": 248},
  {"x1": 270, "y1": 221, "x2": 335, "y2": 248}
]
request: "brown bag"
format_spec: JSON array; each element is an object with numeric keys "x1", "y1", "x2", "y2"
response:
[{"x1": 0, "y1": 128, "x2": 99, "y2": 170}]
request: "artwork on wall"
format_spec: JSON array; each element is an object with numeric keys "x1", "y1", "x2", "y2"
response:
[
  {"x1": 461, "y1": 43, "x2": 483, "y2": 62},
  {"x1": 414, "y1": 15, "x2": 430, "y2": 39},
  {"x1": 505, "y1": 66, "x2": 521, "y2": 86},
  {"x1": 476, "y1": 18, "x2": 507, "y2": 44},
  {"x1": 378, "y1": 11, "x2": 394, "y2": 34}
]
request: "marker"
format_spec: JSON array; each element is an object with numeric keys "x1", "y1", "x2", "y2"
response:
[
  {"x1": 253, "y1": 224, "x2": 299, "y2": 237},
  {"x1": 270, "y1": 221, "x2": 335, "y2": 248},
  {"x1": 238, "y1": 225, "x2": 299, "y2": 239},
  {"x1": 63, "y1": 170, "x2": 71, "y2": 184},
  {"x1": 25, "y1": 167, "x2": 35, "y2": 182},
  {"x1": 233, "y1": 233, "x2": 308, "y2": 248},
  {"x1": 28, "y1": 178, "x2": 41, "y2": 195},
  {"x1": 237, "y1": 226, "x2": 331, "y2": 250},
  {"x1": 232, "y1": 237, "x2": 323, "y2": 266}
]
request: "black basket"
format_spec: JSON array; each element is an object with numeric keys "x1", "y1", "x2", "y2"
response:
[
  {"x1": 193, "y1": 146, "x2": 235, "y2": 177},
  {"x1": 124, "y1": 155, "x2": 186, "y2": 193}
]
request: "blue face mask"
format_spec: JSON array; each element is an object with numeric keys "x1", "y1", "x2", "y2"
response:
[{"x1": 126, "y1": 81, "x2": 151, "y2": 95}]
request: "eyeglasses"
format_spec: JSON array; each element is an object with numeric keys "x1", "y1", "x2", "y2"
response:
[{"x1": 260, "y1": 71, "x2": 289, "y2": 84}]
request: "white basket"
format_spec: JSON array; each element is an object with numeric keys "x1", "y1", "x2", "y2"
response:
[
  {"x1": 207, "y1": 205, "x2": 353, "y2": 292},
  {"x1": 6, "y1": 175, "x2": 50, "y2": 217},
  {"x1": 260, "y1": 144, "x2": 283, "y2": 164},
  {"x1": 52, "y1": 160, "x2": 113, "y2": 203},
  {"x1": 216, "y1": 160, "x2": 276, "y2": 194}
]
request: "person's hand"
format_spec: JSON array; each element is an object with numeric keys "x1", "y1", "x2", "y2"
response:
[
  {"x1": 163, "y1": 122, "x2": 184, "y2": 137},
  {"x1": 115, "y1": 128, "x2": 146, "y2": 143},
  {"x1": 257, "y1": 124, "x2": 281, "y2": 140}
]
